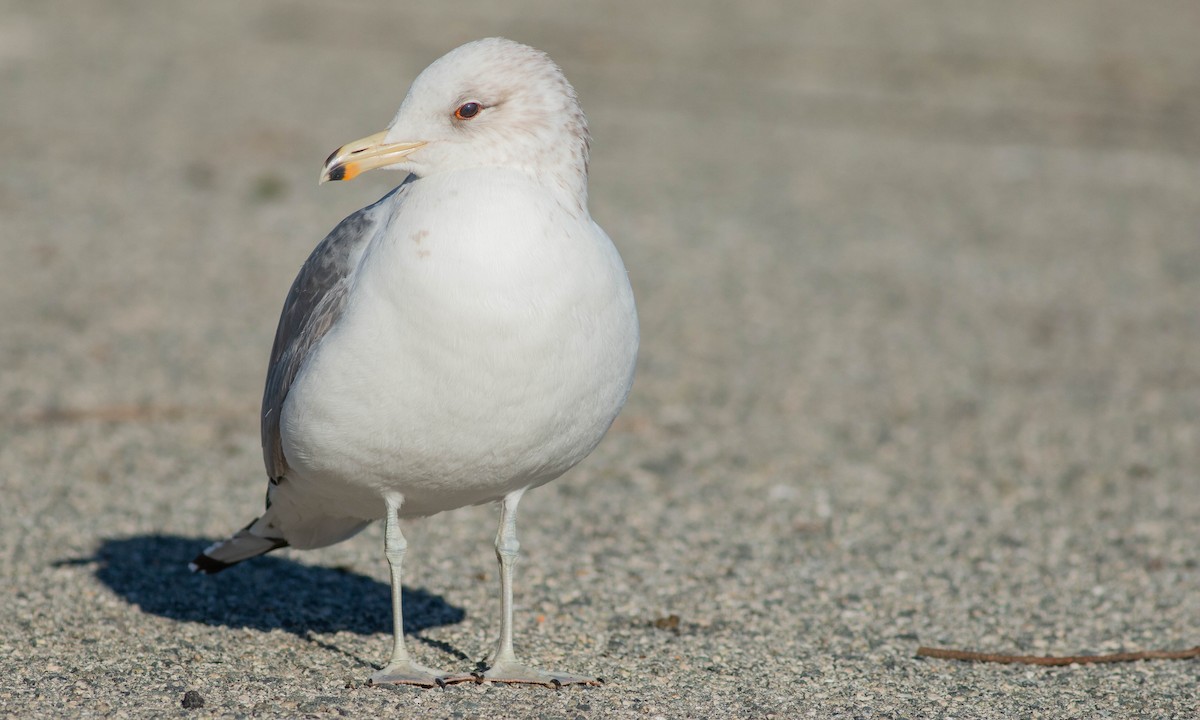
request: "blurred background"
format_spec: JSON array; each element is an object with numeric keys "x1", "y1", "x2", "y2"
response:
[{"x1": 3, "y1": 2, "x2": 1198, "y2": 717}]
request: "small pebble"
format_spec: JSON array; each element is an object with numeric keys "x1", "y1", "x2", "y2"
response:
[{"x1": 181, "y1": 690, "x2": 204, "y2": 709}]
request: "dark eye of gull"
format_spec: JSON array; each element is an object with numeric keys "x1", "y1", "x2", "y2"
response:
[{"x1": 454, "y1": 102, "x2": 481, "y2": 120}]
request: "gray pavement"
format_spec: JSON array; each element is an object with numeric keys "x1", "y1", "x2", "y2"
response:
[{"x1": 3, "y1": 1, "x2": 1199, "y2": 718}]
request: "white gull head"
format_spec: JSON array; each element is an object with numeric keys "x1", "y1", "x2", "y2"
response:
[{"x1": 322, "y1": 38, "x2": 590, "y2": 203}]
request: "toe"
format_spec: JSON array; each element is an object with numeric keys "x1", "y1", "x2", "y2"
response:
[
  {"x1": 369, "y1": 662, "x2": 450, "y2": 688},
  {"x1": 479, "y1": 661, "x2": 600, "y2": 687}
]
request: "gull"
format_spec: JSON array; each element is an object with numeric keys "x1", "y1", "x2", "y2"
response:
[{"x1": 190, "y1": 37, "x2": 638, "y2": 687}]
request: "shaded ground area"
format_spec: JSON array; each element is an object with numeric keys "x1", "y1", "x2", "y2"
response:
[
  {"x1": 76, "y1": 535, "x2": 464, "y2": 638},
  {"x1": 2, "y1": 1, "x2": 1198, "y2": 717}
]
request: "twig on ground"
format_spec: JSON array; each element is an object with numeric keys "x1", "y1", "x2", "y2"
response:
[{"x1": 916, "y1": 645, "x2": 1200, "y2": 666}]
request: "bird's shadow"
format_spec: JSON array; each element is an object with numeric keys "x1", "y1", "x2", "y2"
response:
[{"x1": 60, "y1": 535, "x2": 467, "y2": 662}]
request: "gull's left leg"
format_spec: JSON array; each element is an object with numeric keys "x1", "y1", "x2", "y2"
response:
[{"x1": 479, "y1": 488, "x2": 599, "y2": 686}]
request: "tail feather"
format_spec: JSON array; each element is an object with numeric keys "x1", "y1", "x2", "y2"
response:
[{"x1": 189, "y1": 516, "x2": 288, "y2": 574}]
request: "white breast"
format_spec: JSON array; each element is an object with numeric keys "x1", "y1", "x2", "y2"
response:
[{"x1": 279, "y1": 169, "x2": 638, "y2": 519}]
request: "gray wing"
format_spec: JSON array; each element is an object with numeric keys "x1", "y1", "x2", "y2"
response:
[{"x1": 260, "y1": 180, "x2": 410, "y2": 480}]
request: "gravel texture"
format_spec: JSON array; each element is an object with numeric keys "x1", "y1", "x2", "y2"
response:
[{"x1": 3, "y1": 2, "x2": 1199, "y2": 718}]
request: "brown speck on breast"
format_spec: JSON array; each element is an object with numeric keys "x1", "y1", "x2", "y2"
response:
[{"x1": 411, "y1": 229, "x2": 429, "y2": 244}]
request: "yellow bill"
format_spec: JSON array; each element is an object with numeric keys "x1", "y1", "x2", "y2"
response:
[{"x1": 320, "y1": 130, "x2": 427, "y2": 184}]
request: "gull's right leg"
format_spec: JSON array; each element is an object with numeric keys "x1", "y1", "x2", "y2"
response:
[{"x1": 369, "y1": 492, "x2": 448, "y2": 687}]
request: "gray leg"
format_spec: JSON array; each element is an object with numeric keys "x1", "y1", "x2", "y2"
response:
[
  {"x1": 479, "y1": 488, "x2": 598, "y2": 686},
  {"x1": 369, "y1": 492, "x2": 448, "y2": 687}
]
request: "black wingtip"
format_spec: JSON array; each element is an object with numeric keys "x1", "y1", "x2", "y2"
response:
[{"x1": 188, "y1": 553, "x2": 233, "y2": 575}]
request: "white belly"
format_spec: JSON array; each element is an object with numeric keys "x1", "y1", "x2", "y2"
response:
[{"x1": 278, "y1": 171, "x2": 637, "y2": 519}]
